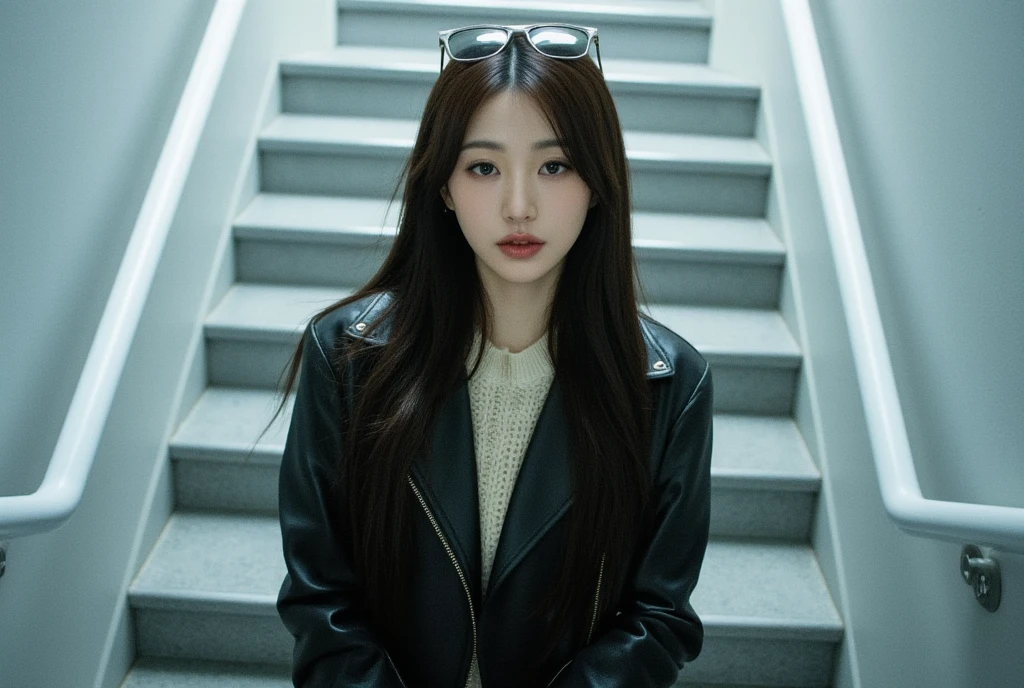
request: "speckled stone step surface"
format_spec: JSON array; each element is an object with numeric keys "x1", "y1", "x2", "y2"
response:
[
  {"x1": 234, "y1": 193, "x2": 784, "y2": 260},
  {"x1": 201, "y1": 282, "x2": 800, "y2": 414},
  {"x1": 259, "y1": 113, "x2": 772, "y2": 172},
  {"x1": 169, "y1": 385, "x2": 819, "y2": 538},
  {"x1": 121, "y1": 658, "x2": 290, "y2": 688},
  {"x1": 281, "y1": 46, "x2": 756, "y2": 94},
  {"x1": 279, "y1": 46, "x2": 761, "y2": 136},
  {"x1": 336, "y1": 0, "x2": 714, "y2": 63},
  {"x1": 127, "y1": 512, "x2": 842, "y2": 686},
  {"x1": 118, "y1": 658, "x2": 800, "y2": 688},
  {"x1": 233, "y1": 193, "x2": 786, "y2": 307},
  {"x1": 257, "y1": 113, "x2": 771, "y2": 216}
]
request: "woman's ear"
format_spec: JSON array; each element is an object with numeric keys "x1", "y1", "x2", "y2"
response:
[
  {"x1": 588, "y1": 191, "x2": 598, "y2": 209},
  {"x1": 440, "y1": 185, "x2": 454, "y2": 210}
]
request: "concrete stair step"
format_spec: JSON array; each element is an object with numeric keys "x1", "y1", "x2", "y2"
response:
[
  {"x1": 120, "y1": 658, "x2": 808, "y2": 688},
  {"x1": 202, "y1": 283, "x2": 801, "y2": 414},
  {"x1": 335, "y1": 0, "x2": 714, "y2": 64},
  {"x1": 120, "y1": 658, "x2": 290, "y2": 688},
  {"x1": 169, "y1": 385, "x2": 819, "y2": 539},
  {"x1": 128, "y1": 512, "x2": 842, "y2": 686},
  {"x1": 280, "y1": 46, "x2": 761, "y2": 136},
  {"x1": 233, "y1": 193, "x2": 785, "y2": 308},
  {"x1": 258, "y1": 113, "x2": 772, "y2": 216},
  {"x1": 119, "y1": 656, "x2": 801, "y2": 688}
]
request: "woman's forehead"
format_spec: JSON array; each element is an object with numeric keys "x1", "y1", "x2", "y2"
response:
[{"x1": 461, "y1": 91, "x2": 559, "y2": 148}]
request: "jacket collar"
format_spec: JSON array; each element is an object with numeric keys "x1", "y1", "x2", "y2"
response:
[
  {"x1": 344, "y1": 290, "x2": 675, "y2": 379},
  {"x1": 343, "y1": 291, "x2": 673, "y2": 604}
]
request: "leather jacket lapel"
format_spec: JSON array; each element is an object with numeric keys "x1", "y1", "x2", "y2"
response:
[
  {"x1": 408, "y1": 379, "x2": 483, "y2": 602},
  {"x1": 487, "y1": 376, "x2": 572, "y2": 597},
  {"x1": 407, "y1": 373, "x2": 574, "y2": 605}
]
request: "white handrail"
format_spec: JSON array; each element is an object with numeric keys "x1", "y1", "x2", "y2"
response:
[
  {"x1": 781, "y1": 0, "x2": 1024, "y2": 554},
  {"x1": 0, "y1": 0, "x2": 247, "y2": 540}
]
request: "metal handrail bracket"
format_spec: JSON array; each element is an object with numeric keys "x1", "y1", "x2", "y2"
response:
[
  {"x1": 0, "y1": 0, "x2": 247, "y2": 541},
  {"x1": 780, "y1": 0, "x2": 1024, "y2": 554}
]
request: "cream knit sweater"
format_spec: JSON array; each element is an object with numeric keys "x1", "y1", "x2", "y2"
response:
[{"x1": 463, "y1": 326, "x2": 555, "y2": 688}]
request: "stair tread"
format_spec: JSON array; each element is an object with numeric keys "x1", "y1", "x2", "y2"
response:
[
  {"x1": 121, "y1": 658, "x2": 290, "y2": 688},
  {"x1": 129, "y1": 511, "x2": 842, "y2": 636},
  {"x1": 234, "y1": 193, "x2": 786, "y2": 263},
  {"x1": 644, "y1": 301, "x2": 800, "y2": 363},
  {"x1": 171, "y1": 386, "x2": 818, "y2": 489},
  {"x1": 171, "y1": 386, "x2": 294, "y2": 465},
  {"x1": 338, "y1": 0, "x2": 713, "y2": 24},
  {"x1": 281, "y1": 46, "x2": 759, "y2": 96},
  {"x1": 120, "y1": 656, "x2": 790, "y2": 688},
  {"x1": 205, "y1": 283, "x2": 357, "y2": 341},
  {"x1": 204, "y1": 283, "x2": 800, "y2": 362},
  {"x1": 260, "y1": 113, "x2": 772, "y2": 170}
]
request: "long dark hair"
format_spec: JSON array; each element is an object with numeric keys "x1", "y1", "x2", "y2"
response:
[{"x1": 258, "y1": 33, "x2": 655, "y2": 677}]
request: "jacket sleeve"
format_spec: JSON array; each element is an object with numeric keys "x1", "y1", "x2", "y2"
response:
[
  {"x1": 548, "y1": 361, "x2": 713, "y2": 688},
  {"x1": 277, "y1": 321, "x2": 407, "y2": 688}
]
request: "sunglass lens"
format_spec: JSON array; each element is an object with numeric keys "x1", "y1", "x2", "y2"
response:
[
  {"x1": 448, "y1": 28, "x2": 508, "y2": 59},
  {"x1": 527, "y1": 26, "x2": 590, "y2": 58}
]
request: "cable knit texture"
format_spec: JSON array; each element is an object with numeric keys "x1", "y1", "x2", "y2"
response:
[{"x1": 463, "y1": 326, "x2": 555, "y2": 688}]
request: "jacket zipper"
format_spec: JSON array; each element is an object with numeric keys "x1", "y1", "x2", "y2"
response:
[
  {"x1": 585, "y1": 552, "x2": 606, "y2": 645},
  {"x1": 407, "y1": 475, "x2": 478, "y2": 688},
  {"x1": 549, "y1": 552, "x2": 607, "y2": 687},
  {"x1": 384, "y1": 649, "x2": 409, "y2": 688}
]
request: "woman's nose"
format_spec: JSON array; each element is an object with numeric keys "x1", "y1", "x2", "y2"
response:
[{"x1": 503, "y1": 172, "x2": 537, "y2": 222}]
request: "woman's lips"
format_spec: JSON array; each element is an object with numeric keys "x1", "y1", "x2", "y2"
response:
[
  {"x1": 498, "y1": 232, "x2": 543, "y2": 245},
  {"x1": 497, "y1": 233, "x2": 544, "y2": 259},
  {"x1": 499, "y1": 242, "x2": 543, "y2": 258}
]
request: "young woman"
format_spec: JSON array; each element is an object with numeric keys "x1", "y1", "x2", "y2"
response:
[{"x1": 267, "y1": 23, "x2": 714, "y2": 688}]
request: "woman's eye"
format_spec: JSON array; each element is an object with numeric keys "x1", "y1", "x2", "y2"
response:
[
  {"x1": 467, "y1": 161, "x2": 571, "y2": 176},
  {"x1": 469, "y1": 162, "x2": 496, "y2": 176}
]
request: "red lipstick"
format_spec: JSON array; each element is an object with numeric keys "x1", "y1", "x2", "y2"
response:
[
  {"x1": 498, "y1": 232, "x2": 544, "y2": 245},
  {"x1": 498, "y1": 232, "x2": 544, "y2": 259}
]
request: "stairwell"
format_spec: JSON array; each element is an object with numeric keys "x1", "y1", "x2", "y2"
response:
[{"x1": 120, "y1": 1, "x2": 844, "y2": 686}]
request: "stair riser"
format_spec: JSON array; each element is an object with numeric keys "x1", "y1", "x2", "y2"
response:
[
  {"x1": 122, "y1": 659, "x2": 291, "y2": 686},
  {"x1": 234, "y1": 237, "x2": 783, "y2": 308},
  {"x1": 712, "y1": 488, "x2": 816, "y2": 540},
  {"x1": 258, "y1": 150, "x2": 771, "y2": 217},
  {"x1": 132, "y1": 606, "x2": 836, "y2": 686},
  {"x1": 336, "y1": 7, "x2": 711, "y2": 64},
  {"x1": 173, "y1": 460, "x2": 278, "y2": 516},
  {"x1": 134, "y1": 609, "x2": 291, "y2": 666},
  {"x1": 281, "y1": 74, "x2": 758, "y2": 137},
  {"x1": 709, "y1": 363, "x2": 797, "y2": 415},
  {"x1": 686, "y1": 635, "x2": 839, "y2": 687},
  {"x1": 204, "y1": 337, "x2": 797, "y2": 414},
  {"x1": 172, "y1": 457, "x2": 815, "y2": 540}
]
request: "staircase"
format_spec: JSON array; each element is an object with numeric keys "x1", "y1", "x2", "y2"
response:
[{"x1": 120, "y1": 1, "x2": 843, "y2": 686}]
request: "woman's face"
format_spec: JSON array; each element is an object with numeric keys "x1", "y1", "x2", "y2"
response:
[{"x1": 442, "y1": 90, "x2": 595, "y2": 302}]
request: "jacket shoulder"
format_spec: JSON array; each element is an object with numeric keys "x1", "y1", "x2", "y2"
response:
[
  {"x1": 639, "y1": 313, "x2": 711, "y2": 404},
  {"x1": 308, "y1": 291, "x2": 391, "y2": 361}
]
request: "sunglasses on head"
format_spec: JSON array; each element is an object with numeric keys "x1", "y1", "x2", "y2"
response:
[{"x1": 438, "y1": 23, "x2": 603, "y2": 75}]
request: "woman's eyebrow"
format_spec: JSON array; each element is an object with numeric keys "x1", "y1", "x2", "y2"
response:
[{"x1": 460, "y1": 138, "x2": 563, "y2": 152}]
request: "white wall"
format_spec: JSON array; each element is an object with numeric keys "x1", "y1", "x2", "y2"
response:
[
  {"x1": 809, "y1": 0, "x2": 1024, "y2": 512},
  {"x1": 0, "y1": 1, "x2": 212, "y2": 497},
  {"x1": 711, "y1": 1, "x2": 1024, "y2": 687},
  {"x1": 805, "y1": 1, "x2": 1024, "y2": 685},
  {"x1": 0, "y1": 0, "x2": 214, "y2": 681},
  {"x1": 0, "y1": 1, "x2": 335, "y2": 685}
]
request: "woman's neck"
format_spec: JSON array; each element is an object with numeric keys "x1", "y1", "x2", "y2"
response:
[{"x1": 479, "y1": 270, "x2": 556, "y2": 353}]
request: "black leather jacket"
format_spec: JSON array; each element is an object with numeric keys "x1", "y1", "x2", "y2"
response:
[{"x1": 277, "y1": 291, "x2": 714, "y2": 688}]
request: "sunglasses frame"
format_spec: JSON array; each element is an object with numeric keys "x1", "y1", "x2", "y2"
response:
[{"x1": 438, "y1": 23, "x2": 602, "y2": 75}]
